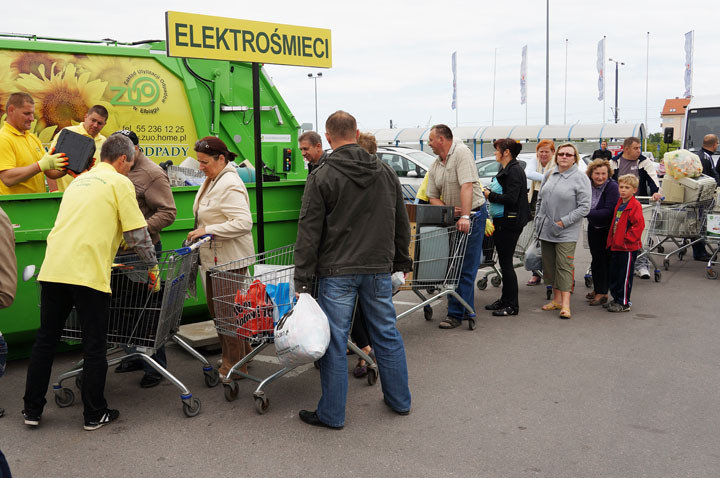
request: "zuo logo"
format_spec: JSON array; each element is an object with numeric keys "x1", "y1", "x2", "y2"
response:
[{"x1": 110, "y1": 76, "x2": 160, "y2": 106}]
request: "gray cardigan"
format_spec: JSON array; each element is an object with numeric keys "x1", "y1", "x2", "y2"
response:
[{"x1": 535, "y1": 164, "x2": 591, "y2": 243}]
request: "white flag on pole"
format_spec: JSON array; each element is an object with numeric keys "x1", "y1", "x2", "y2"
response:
[
  {"x1": 451, "y1": 51, "x2": 457, "y2": 110},
  {"x1": 684, "y1": 31, "x2": 693, "y2": 98},
  {"x1": 520, "y1": 45, "x2": 527, "y2": 105},
  {"x1": 597, "y1": 38, "x2": 605, "y2": 101}
]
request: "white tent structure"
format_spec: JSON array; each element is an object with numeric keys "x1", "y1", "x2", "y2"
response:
[{"x1": 369, "y1": 123, "x2": 646, "y2": 157}]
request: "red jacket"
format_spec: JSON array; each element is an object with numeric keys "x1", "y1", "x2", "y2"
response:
[{"x1": 606, "y1": 196, "x2": 645, "y2": 251}]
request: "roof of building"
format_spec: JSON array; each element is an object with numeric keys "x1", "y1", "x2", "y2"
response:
[{"x1": 661, "y1": 97, "x2": 691, "y2": 116}]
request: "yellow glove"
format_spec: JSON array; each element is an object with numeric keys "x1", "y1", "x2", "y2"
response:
[
  {"x1": 148, "y1": 265, "x2": 161, "y2": 293},
  {"x1": 118, "y1": 238, "x2": 130, "y2": 250},
  {"x1": 37, "y1": 149, "x2": 68, "y2": 172},
  {"x1": 485, "y1": 218, "x2": 495, "y2": 237}
]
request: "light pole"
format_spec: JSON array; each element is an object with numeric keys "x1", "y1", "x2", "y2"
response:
[
  {"x1": 308, "y1": 72, "x2": 322, "y2": 131},
  {"x1": 608, "y1": 58, "x2": 624, "y2": 124}
]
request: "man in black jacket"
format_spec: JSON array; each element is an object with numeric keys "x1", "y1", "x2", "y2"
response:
[
  {"x1": 591, "y1": 140, "x2": 612, "y2": 160},
  {"x1": 701, "y1": 134, "x2": 719, "y2": 185},
  {"x1": 294, "y1": 110, "x2": 412, "y2": 429}
]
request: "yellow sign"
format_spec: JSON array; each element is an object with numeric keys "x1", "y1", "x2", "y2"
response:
[{"x1": 165, "y1": 11, "x2": 332, "y2": 68}]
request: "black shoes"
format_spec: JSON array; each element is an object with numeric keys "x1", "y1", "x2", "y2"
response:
[
  {"x1": 299, "y1": 410, "x2": 343, "y2": 429},
  {"x1": 22, "y1": 409, "x2": 40, "y2": 427},
  {"x1": 484, "y1": 299, "x2": 505, "y2": 310},
  {"x1": 140, "y1": 373, "x2": 163, "y2": 388},
  {"x1": 115, "y1": 360, "x2": 144, "y2": 374},
  {"x1": 438, "y1": 317, "x2": 462, "y2": 329},
  {"x1": 492, "y1": 306, "x2": 518, "y2": 316},
  {"x1": 84, "y1": 409, "x2": 120, "y2": 431},
  {"x1": 383, "y1": 398, "x2": 410, "y2": 416},
  {"x1": 694, "y1": 254, "x2": 712, "y2": 262}
]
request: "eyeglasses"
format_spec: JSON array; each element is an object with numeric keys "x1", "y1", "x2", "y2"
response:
[
  {"x1": 195, "y1": 140, "x2": 211, "y2": 150},
  {"x1": 195, "y1": 140, "x2": 224, "y2": 157},
  {"x1": 556, "y1": 152, "x2": 575, "y2": 158}
]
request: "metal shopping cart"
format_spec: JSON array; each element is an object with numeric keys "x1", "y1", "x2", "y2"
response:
[
  {"x1": 700, "y1": 207, "x2": 720, "y2": 279},
  {"x1": 209, "y1": 245, "x2": 378, "y2": 414},
  {"x1": 640, "y1": 199, "x2": 713, "y2": 274},
  {"x1": 51, "y1": 237, "x2": 214, "y2": 418},
  {"x1": 394, "y1": 221, "x2": 475, "y2": 327}
]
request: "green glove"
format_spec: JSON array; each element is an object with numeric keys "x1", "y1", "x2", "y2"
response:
[
  {"x1": 37, "y1": 150, "x2": 68, "y2": 172},
  {"x1": 148, "y1": 264, "x2": 161, "y2": 293}
]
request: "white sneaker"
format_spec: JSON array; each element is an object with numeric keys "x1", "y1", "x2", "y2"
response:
[{"x1": 635, "y1": 266, "x2": 650, "y2": 279}]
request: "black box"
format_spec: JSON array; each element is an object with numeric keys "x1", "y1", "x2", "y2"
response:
[
  {"x1": 54, "y1": 129, "x2": 96, "y2": 174},
  {"x1": 405, "y1": 204, "x2": 455, "y2": 227}
]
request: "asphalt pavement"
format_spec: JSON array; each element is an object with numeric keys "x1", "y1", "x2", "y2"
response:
[{"x1": 1, "y1": 245, "x2": 719, "y2": 478}]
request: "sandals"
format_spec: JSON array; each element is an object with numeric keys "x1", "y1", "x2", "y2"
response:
[
  {"x1": 559, "y1": 308, "x2": 572, "y2": 319},
  {"x1": 526, "y1": 275, "x2": 542, "y2": 286},
  {"x1": 585, "y1": 292, "x2": 596, "y2": 300},
  {"x1": 353, "y1": 351, "x2": 375, "y2": 378},
  {"x1": 439, "y1": 317, "x2": 462, "y2": 329},
  {"x1": 589, "y1": 296, "x2": 608, "y2": 306},
  {"x1": 541, "y1": 301, "x2": 563, "y2": 311}
]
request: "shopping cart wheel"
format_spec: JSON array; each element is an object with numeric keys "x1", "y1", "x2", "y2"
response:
[
  {"x1": 654, "y1": 270, "x2": 662, "y2": 282},
  {"x1": 663, "y1": 259, "x2": 670, "y2": 271},
  {"x1": 584, "y1": 275, "x2": 593, "y2": 288},
  {"x1": 54, "y1": 387, "x2": 75, "y2": 408},
  {"x1": 546, "y1": 287, "x2": 552, "y2": 300},
  {"x1": 423, "y1": 305, "x2": 433, "y2": 321},
  {"x1": 426, "y1": 287, "x2": 438, "y2": 294},
  {"x1": 468, "y1": 318, "x2": 476, "y2": 330},
  {"x1": 204, "y1": 368, "x2": 220, "y2": 388},
  {"x1": 706, "y1": 268, "x2": 718, "y2": 280},
  {"x1": 313, "y1": 360, "x2": 320, "y2": 369},
  {"x1": 254, "y1": 396, "x2": 270, "y2": 414},
  {"x1": 491, "y1": 276, "x2": 502, "y2": 288},
  {"x1": 656, "y1": 245, "x2": 664, "y2": 253},
  {"x1": 367, "y1": 367, "x2": 378, "y2": 386},
  {"x1": 182, "y1": 397, "x2": 201, "y2": 417},
  {"x1": 75, "y1": 375, "x2": 83, "y2": 391},
  {"x1": 678, "y1": 249, "x2": 686, "y2": 260},
  {"x1": 223, "y1": 381, "x2": 239, "y2": 402},
  {"x1": 476, "y1": 278, "x2": 488, "y2": 290}
]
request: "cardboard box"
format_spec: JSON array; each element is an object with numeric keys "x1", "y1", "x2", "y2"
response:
[{"x1": 660, "y1": 174, "x2": 716, "y2": 203}]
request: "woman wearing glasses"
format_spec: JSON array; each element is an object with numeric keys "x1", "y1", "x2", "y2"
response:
[
  {"x1": 535, "y1": 143, "x2": 591, "y2": 319},
  {"x1": 187, "y1": 136, "x2": 254, "y2": 382}
]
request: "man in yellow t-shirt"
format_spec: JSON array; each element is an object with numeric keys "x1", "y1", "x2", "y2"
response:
[
  {"x1": 23, "y1": 134, "x2": 158, "y2": 432},
  {"x1": 48, "y1": 105, "x2": 108, "y2": 192},
  {"x1": 0, "y1": 93, "x2": 67, "y2": 195}
]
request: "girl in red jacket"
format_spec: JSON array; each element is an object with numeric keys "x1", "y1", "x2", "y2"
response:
[{"x1": 606, "y1": 175, "x2": 646, "y2": 312}]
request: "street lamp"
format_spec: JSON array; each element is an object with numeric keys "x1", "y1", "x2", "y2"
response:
[
  {"x1": 608, "y1": 58, "x2": 625, "y2": 124},
  {"x1": 308, "y1": 72, "x2": 323, "y2": 131}
]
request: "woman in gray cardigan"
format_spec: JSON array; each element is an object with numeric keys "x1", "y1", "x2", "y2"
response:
[{"x1": 535, "y1": 143, "x2": 591, "y2": 319}]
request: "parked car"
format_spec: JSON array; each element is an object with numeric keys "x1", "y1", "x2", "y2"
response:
[{"x1": 376, "y1": 146, "x2": 436, "y2": 188}]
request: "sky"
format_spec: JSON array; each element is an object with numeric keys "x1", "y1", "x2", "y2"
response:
[{"x1": 4, "y1": 0, "x2": 717, "y2": 140}]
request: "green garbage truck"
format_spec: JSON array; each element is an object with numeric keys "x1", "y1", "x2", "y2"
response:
[{"x1": 0, "y1": 34, "x2": 307, "y2": 356}]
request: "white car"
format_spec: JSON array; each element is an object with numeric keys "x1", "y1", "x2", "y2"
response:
[{"x1": 376, "y1": 146, "x2": 436, "y2": 188}]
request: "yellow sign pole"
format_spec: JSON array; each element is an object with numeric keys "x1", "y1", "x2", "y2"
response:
[{"x1": 166, "y1": 11, "x2": 332, "y2": 252}]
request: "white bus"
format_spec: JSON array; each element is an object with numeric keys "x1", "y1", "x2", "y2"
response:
[{"x1": 683, "y1": 95, "x2": 720, "y2": 163}]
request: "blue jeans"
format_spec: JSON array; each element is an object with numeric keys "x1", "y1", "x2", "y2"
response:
[
  {"x1": 316, "y1": 273, "x2": 411, "y2": 427},
  {"x1": 447, "y1": 207, "x2": 488, "y2": 320}
]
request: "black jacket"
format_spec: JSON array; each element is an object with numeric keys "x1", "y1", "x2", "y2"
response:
[
  {"x1": 294, "y1": 144, "x2": 412, "y2": 292},
  {"x1": 586, "y1": 179, "x2": 620, "y2": 229},
  {"x1": 700, "y1": 148, "x2": 719, "y2": 185},
  {"x1": 611, "y1": 154, "x2": 659, "y2": 197},
  {"x1": 487, "y1": 158, "x2": 530, "y2": 231},
  {"x1": 591, "y1": 148, "x2": 612, "y2": 160}
]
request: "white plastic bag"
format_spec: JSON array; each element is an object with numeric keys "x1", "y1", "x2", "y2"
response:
[
  {"x1": 663, "y1": 149, "x2": 702, "y2": 179},
  {"x1": 274, "y1": 293, "x2": 330, "y2": 367}
]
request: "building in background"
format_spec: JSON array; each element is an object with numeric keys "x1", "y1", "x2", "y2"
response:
[{"x1": 661, "y1": 98, "x2": 691, "y2": 141}]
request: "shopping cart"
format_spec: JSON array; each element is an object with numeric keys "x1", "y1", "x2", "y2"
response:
[
  {"x1": 640, "y1": 199, "x2": 713, "y2": 274},
  {"x1": 700, "y1": 208, "x2": 720, "y2": 279},
  {"x1": 393, "y1": 221, "x2": 476, "y2": 328},
  {"x1": 210, "y1": 245, "x2": 378, "y2": 414},
  {"x1": 51, "y1": 236, "x2": 214, "y2": 418}
]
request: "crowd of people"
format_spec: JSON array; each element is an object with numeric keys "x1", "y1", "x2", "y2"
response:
[{"x1": 0, "y1": 87, "x2": 708, "y2": 446}]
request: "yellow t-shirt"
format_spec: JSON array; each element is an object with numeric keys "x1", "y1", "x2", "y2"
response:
[
  {"x1": 415, "y1": 173, "x2": 430, "y2": 202},
  {"x1": 50, "y1": 124, "x2": 106, "y2": 192},
  {"x1": 0, "y1": 122, "x2": 45, "y2": 195},
  {"x1": 38, "y1": 162, "x2": 147, "y2": 293}
]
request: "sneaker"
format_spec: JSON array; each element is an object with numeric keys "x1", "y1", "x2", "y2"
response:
[
  {"x1": 636, "y1": 266, "x2": 650, "y2": 280},
  {"x1": 484, "y1": 299, "x2": 505, "y2": 310},
  {"x1": 22, "y1": 409, "x2": 41, "y2": 427},
  {"x1": 607, "y1": 302, "x2": 631, "y2": 313},
  {"x1": 84, "y1": 409, "x2": 120, "y2": 431},
  {"x1": 602, "y1": 300, "x2": 615, "y2": 309}
]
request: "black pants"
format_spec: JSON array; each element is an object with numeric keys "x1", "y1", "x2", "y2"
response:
[
  {"x1": 494, "y1": 223, "x2": 522, "y2": 309},
  {"x1": 609, "y1": 250, "x2": 638, "y2": 306},
  {"x1": 24, "y1": 282, "x2": 110, "y2": 421},
  {"x1": 587, "y1": 226, "x2": 611, "y2": 294},
  {"x1": 350, "y1": 302, "x2": 371, "y2": 350}
]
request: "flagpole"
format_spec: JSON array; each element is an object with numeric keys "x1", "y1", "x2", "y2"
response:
[
  {"x1": 492, "y1": 47, "x2": 497, "y2": 126},
  {"x1": 456, "y1": 52, "x2": 459, "y2": 127},
  {"x1": 645, "y1": 32, "x2": 649, "y2": 151},
  {"x1": 564, "y1": 38, "x2": 568, "y2": 124},
  {"x1": 545, "y1": 0, "x2": 549, "y2": 125},
  {"x1": 603, "y1": 36, "x2": 606, "y2": 124},
  {"x1": 690, "y1": 30, "x2": 694, "y2": 98}
]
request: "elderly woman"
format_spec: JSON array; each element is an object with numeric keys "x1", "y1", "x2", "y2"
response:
[
  {"x1": 584, "y1": 159, "x2": 619, "y2": 306},
  {"x1": 535, "y1": 143, "x2": 591, "y2": 319},
  {"x1": 483, "y1": 138, "x2": 531, "y2": 316},
  {"x1": 525, "y1": 139, "x2": 555, "y2": 285},
  {"x1": 187, "y1": 136, "x2": 254, "y2": 382}
]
